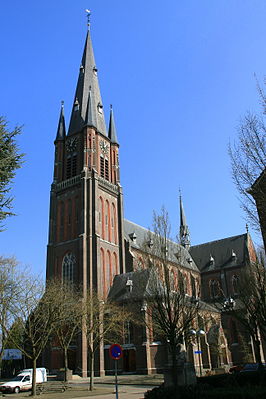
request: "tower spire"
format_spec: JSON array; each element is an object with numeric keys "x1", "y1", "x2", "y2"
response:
[
  {"x1": 108, "y1": 105, "x2": 119, "y2": 144},
  {"x1": 55, "y1": 101, "x2": 66, "y2": 141},
  {"x1": 68, "y1": 28, "x2": 107, "y2": 136},
  {"x1": 179, "y1": 192, "x2": 190, "y2": 249}
]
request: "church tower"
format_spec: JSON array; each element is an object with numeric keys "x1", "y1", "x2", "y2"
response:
[{"x1": 46, "y1": 23, "x2": 125, "y2": 375}]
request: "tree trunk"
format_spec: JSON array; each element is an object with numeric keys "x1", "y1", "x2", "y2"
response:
[
  {"x1": 254, "y1": 339, "x2": 262, "y2": 364},
  {"x1": 89, "y1": 351, "x2": 94, "y2": 391},
  {"x1": 64, "y1": 347, "x2": 68, "y2": 382},
  {"x1": 31, "y1": 358, "x2": 37, "y2": 396},
  {"x1": 170, "y1": 343, "x2": 178, "y2": 392}
]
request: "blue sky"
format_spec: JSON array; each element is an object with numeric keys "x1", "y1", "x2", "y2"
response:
[{"x1": 1, "y1": 1, "x2": 266, "y2": 276}]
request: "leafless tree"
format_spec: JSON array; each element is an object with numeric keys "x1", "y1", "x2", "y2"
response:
[
  {"x1": 83, "y1": 291, "x2": 132, "y2": 391},
  {"x1": 229, "y1": 83, "x2": 266, "y2": 243},
  {"x1": 226, "y1": 258, "x2": 266, "y2": 364},
  {"x1": 47, "y1": 280, "x2": 83, "y2": 382},
  {"x1": 6, "y1": 277, "x2": 56, "y2": 396},
  {"x1": 142, "y1": 207, "x2": 199, "y2": 389}
]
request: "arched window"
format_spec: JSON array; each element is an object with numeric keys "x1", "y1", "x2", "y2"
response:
[
  {"x1": 178, "y1": 270, "x2": 185, "y2": 294},
  {"x1": 99, "y1": 197, "x2": 104, "y2": 239},
  {"x1": 170, "y1": 269, "x2": 176, "y2": 291},
  {"x1": 191, "y1": 274, "x2": 196, "y2": 297},
  {"x1": 100, "y1": 155, "x2": 105, "y2": 178},
  {"x1": 107, "y1": 250, "x2": 112, "y2": 288},
  {"x1": 209, "y1": 279, "x2": 220, "y2": 299},
  {"x1": 113, "y1": 252, "x2": 118, "y2": 275},
  {"x1": 232, "y1": 275, "x2": 239, "y2": 295},
  {"x1": 62, "y1": 252, "x2": 76, "y2": 283},
  {"x1": 112, "y1": 203, "x2": 117, "y2": 244},
  {"x1": 60, "y1": 201, "x2": 65, "y2": 241},
  {"x1": 105, "y1": 200, "x2": 111, "y2": 242},
  {"x1": 100, "y1": 248, "x2": 106, "y2": 295},
  {"x1": 66, "y1": 153, "x2": 77, "y2": 179}
]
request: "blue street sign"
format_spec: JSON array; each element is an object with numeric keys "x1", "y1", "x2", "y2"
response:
[
  {"x1": 109, "y1": 344, "x2": 123, "y2": 360},
  {"x1": 194, "y1": 350, "x2": 202, "y2": 354}
]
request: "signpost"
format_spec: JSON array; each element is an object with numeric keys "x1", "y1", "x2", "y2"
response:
[{"x1": 109, "y1": 344, "x2": 123, "y2": 399}]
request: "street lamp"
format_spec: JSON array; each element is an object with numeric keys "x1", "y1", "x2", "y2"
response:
[
  {"x1": 223, "y1": 297, "x2": 235, "y2": 311},
  {"x1": 189, "y1": 329, "x2": 205, "y2": 376}
]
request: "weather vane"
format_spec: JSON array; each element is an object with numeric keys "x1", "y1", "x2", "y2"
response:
[{"x1": 85, "y1": 9, "x2": 91, "y2": 29}]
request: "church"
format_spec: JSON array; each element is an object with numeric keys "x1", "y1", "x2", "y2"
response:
[{"x1": 45, "y1": 21, "x2": 264, "y2": 377}]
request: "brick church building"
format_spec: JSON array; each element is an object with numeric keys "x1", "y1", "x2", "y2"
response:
[{"x1": 45, "y1": 24, "x2": 265, "y2": 376}]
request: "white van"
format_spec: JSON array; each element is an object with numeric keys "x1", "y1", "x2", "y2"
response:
[{"x1": 0, "y1": 368, "x2": 47, "y2": 393}]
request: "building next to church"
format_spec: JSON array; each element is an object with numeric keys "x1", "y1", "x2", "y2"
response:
[{"x1": 45, "y1": 21, "x2": 265, "y2": 376}]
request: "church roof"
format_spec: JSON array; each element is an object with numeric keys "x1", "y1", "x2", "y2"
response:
[
  {"x1": 108, "y1": 269, "x2": 151, "y2": 302},
  {"x1": 189, "y1": 233, "x2": 249, "y2": 272},
  {"x1": 124, "y1": 219, "x2": 199, "y2": 272},
  {"x1": 68, "y1": 30, "x2": 107, "y2": 136},
  {"x1": 108, "y1": 269, "x2": 218, "y2": 313}
]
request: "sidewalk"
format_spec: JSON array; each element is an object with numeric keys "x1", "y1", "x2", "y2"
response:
[{"x1": 1, "y1": 375, "x2": 162, "y2": 399}]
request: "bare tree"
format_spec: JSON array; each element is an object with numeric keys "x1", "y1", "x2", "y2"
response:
[
  {"x1": 47, "y1": 280, "x2": 83, "y2": 382},
  {"x1": 143, "y1": 207, "x2": 199, "y2": 389},
  {"x1": 7, "y1": 277, "x2": 56, "y2": 396},
  {"x1": 83, "y1": 291, "x2": 132, "y2": 391},
  {"x1": 229, "y1": 83, "x2": 266, "y2": 243},
  {"x1": 225, "y1": 258, "x2": 266, "y2": 364}
]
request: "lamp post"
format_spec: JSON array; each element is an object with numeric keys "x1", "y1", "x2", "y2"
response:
[{"x1": 189, "y1": 329, "x2": 205, "y2": 376}]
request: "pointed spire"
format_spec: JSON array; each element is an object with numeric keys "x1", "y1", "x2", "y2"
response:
[
  {"x1": 68, "y1": 30, "x2": 107, "y2": 136},
  {"x1": 56, "y1": 101, "x2": 66, "y2": 141},
  {"x1": 179, "y1": 192, "x2": 190, "y2": 249},
  {"x1": 108, "y1": 105, "x2": 119, "y2": 144}
]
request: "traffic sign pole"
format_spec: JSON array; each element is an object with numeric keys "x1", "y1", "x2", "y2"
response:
[
  {"x1": 109, "y1": 344, "x2": 123, "y2": 399},
  {"x1": 115, "y1": 359, "x2": 118, "y2": 399}
]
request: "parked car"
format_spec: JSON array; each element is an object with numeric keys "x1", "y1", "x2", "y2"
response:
[{"x1": 0, "y1": 368, "x2": 47, "y2": 393}]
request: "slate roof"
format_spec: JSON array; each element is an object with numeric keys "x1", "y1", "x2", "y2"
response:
[
  {"x1": 124, "y1": 219, "x2": 199, "y2": 272},
  {"x1": 108, "y1": 269, "x2": 218, "y2": 313},
  {"x1": 189, "y1": 233, "x2": 249, "y2": 272},
  {"x1": 68, "y1": 30, "x2": 107, "y2": 136},
  {"x1": 108, "y1": 269, "x2": 152, "y2": 302}
]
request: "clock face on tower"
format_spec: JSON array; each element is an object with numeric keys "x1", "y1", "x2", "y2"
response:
[
  {"x1": 99, "y1": 140, "x2": 109, "y2": 154},
  {"x1": 66, "y1": 137, "x2": 78, "y2": 153}
]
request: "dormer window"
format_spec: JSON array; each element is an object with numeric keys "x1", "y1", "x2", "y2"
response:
[
  {"x1": 129, "y1": 232, "x2": 137, "y2": 243},
  {"x1": 97, "y1": 102, "x2": 103, "y2": 114},
  {"x1": 93, "y1": 66, "x2": 98, "y2": 76},
  {"x1": 231, "y1": 250, "x2": 237, "y2": 259},
  {"x1": 126, "y1": 279, "x2": 133, "y2": 293},
  {"x1": 147, "y1": 239, "x2": 154, "y2": 248},
  {"x1": 209, "y1": 254, "x2": 215, "y2": 265},
  {"x1": 74, "y1": 98, "x2": 79, "y2": 111}
]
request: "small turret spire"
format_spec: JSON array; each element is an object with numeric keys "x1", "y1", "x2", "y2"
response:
[
  {"x1": 108, "y1": 105, "x2": 119, "y2": 144},
  {"x1": 179, "y1": 192, "x2": 190, "y2": 249},
  {"x1": 55, "y1": 101, "x2": 66, "y2": 141}
]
